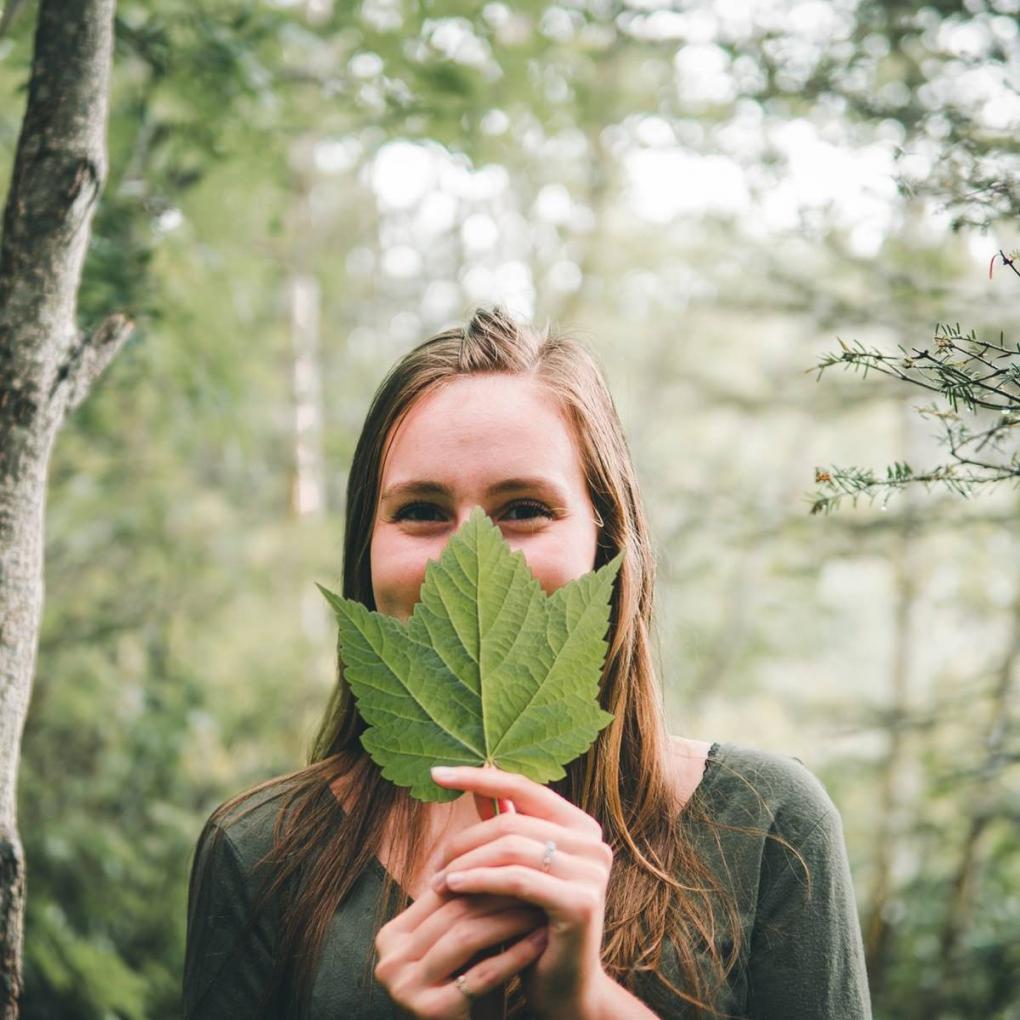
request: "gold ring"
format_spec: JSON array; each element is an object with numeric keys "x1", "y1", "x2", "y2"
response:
[
  {"x1": 541, "y1": 839, "x2": 557, "y2": 873},
  {"x1": 455, "y1": 973, "x2": 473, "y2": 999}
]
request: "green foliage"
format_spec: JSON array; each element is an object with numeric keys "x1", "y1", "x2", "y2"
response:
[
  {"x1": 318, "y1": 508, "x2": 618, "y2": 801},
  {"x1": 810, "y1": 314, "x2": 1020, "y2": 513}
]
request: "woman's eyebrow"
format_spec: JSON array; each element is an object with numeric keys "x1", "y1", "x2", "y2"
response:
[
  {"x1": 488, "y1": 477, "x2": 567, "y2": 498},
  {"x1": 379, "y1": 480, "x2": 449, "y2": 502},
  {"x1": 379, "y1": 477, "x2": 568, "y2": 502}
]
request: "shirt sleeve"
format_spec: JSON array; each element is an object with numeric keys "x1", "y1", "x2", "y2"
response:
[
  {"x1": 747, "y1": 805, "x2": 873, "y2": 1020},
  {"x1": 183, "y1": 818, "x2": 278, "y2": 1018}
]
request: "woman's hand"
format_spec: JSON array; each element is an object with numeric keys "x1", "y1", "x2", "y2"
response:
[
  {"x1": 429, "y1": 766, "x2": 615, "y2": 1020},
  {"x1": 374, "y1": 886, "x2": 547, "y2": 1019}
]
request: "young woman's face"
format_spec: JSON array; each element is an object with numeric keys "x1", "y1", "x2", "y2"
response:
[{"x1": 371, "y1": 373, "x2": 599, "y2": 621}]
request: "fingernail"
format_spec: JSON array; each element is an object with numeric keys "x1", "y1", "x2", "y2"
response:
[
  {"x1": 431, "y1": 766, "x2": 454, "y2": 781},
  {"x1": 445, "y1": 871, "x2": 463, "y2": 888}
]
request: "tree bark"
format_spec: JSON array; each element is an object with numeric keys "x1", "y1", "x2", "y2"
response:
[{"x1": 0, "y1": 2, "x2": 129, "y2": 1015}]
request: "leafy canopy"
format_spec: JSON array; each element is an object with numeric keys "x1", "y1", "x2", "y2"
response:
[{"x1": 317, "y1": 507, "x2": 620, "y2": 802}]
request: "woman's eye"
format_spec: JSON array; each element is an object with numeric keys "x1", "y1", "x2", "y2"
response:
[
  {"x1": 502, "y1": 500, "x2": 554, "y2": 522},
  {"x1": 392, "y1": 502, "x2": 444, "y2": 523},
  {"x1": 390, "y1": 500, "x2": 554, "y2": 525}
]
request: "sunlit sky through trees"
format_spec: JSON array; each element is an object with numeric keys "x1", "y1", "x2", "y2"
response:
[{"x1": 253, "y1": 0, "x2": 1020, "y2": 325}]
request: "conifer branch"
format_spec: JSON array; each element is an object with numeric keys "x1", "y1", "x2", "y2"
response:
[{"x1": 809, "y1": 300, "x2": 1020, "y2": 513}]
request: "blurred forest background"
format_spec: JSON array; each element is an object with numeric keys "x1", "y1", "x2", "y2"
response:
[{"x1": 5, "y1": 0, "x2": 1018, "y2": 1016}]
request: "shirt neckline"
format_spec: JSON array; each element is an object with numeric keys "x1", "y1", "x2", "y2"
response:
[{"x1": 688, "y1": 740, "x2": 722, "y2": 808}]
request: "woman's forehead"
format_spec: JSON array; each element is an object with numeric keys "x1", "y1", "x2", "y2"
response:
[{"x1": 379, "y1": 374, "x2": 585, "y2": 488}]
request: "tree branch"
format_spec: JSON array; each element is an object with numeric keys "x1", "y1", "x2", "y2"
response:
[{"x1": 51, "y1": 312, "x2": 134, "y2": 416}]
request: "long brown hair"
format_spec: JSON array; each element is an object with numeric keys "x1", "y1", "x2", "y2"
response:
[{"x1": 203, "y1": 307, "x2": 747, "y2": 1017}]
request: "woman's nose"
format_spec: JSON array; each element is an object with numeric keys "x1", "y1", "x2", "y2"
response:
[{"x1": 452, "y1": 504, "x2": 484, "y2": 529}]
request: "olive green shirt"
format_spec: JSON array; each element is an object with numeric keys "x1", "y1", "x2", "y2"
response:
[{"x1": 184, "y1": 742, "x2": 872, "y2": 1018}]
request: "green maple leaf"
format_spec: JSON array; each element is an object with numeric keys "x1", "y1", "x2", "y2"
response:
[{"x1": 316, "y1": 507, "x2": 620, "y2": 802}]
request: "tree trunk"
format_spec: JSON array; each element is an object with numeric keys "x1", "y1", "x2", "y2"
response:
[
  {"x1": 936, "y1": 571, "x2": 1020, "y2": 979},
  {"x1": 864, "y1": 403, "x2": 920, "y2": 997},
  {"x1": 289, "y1": 271, "x2": 325, "y2": 520},
  {"x1": 0, "y1": 2, "x2": 130, "y2": 1015}
]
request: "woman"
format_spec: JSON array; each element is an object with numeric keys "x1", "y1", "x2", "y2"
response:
[{"x1": 184, "y1": 307, "x2": 872, "y2": 1019}]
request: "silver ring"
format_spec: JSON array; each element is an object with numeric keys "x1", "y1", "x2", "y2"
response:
[
  {"x1": 454, "y1": 973, "x2": 473, "y2": 999},
  {"x1": 541, "y1": 839, "x2": 557, "y2": 873}
]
